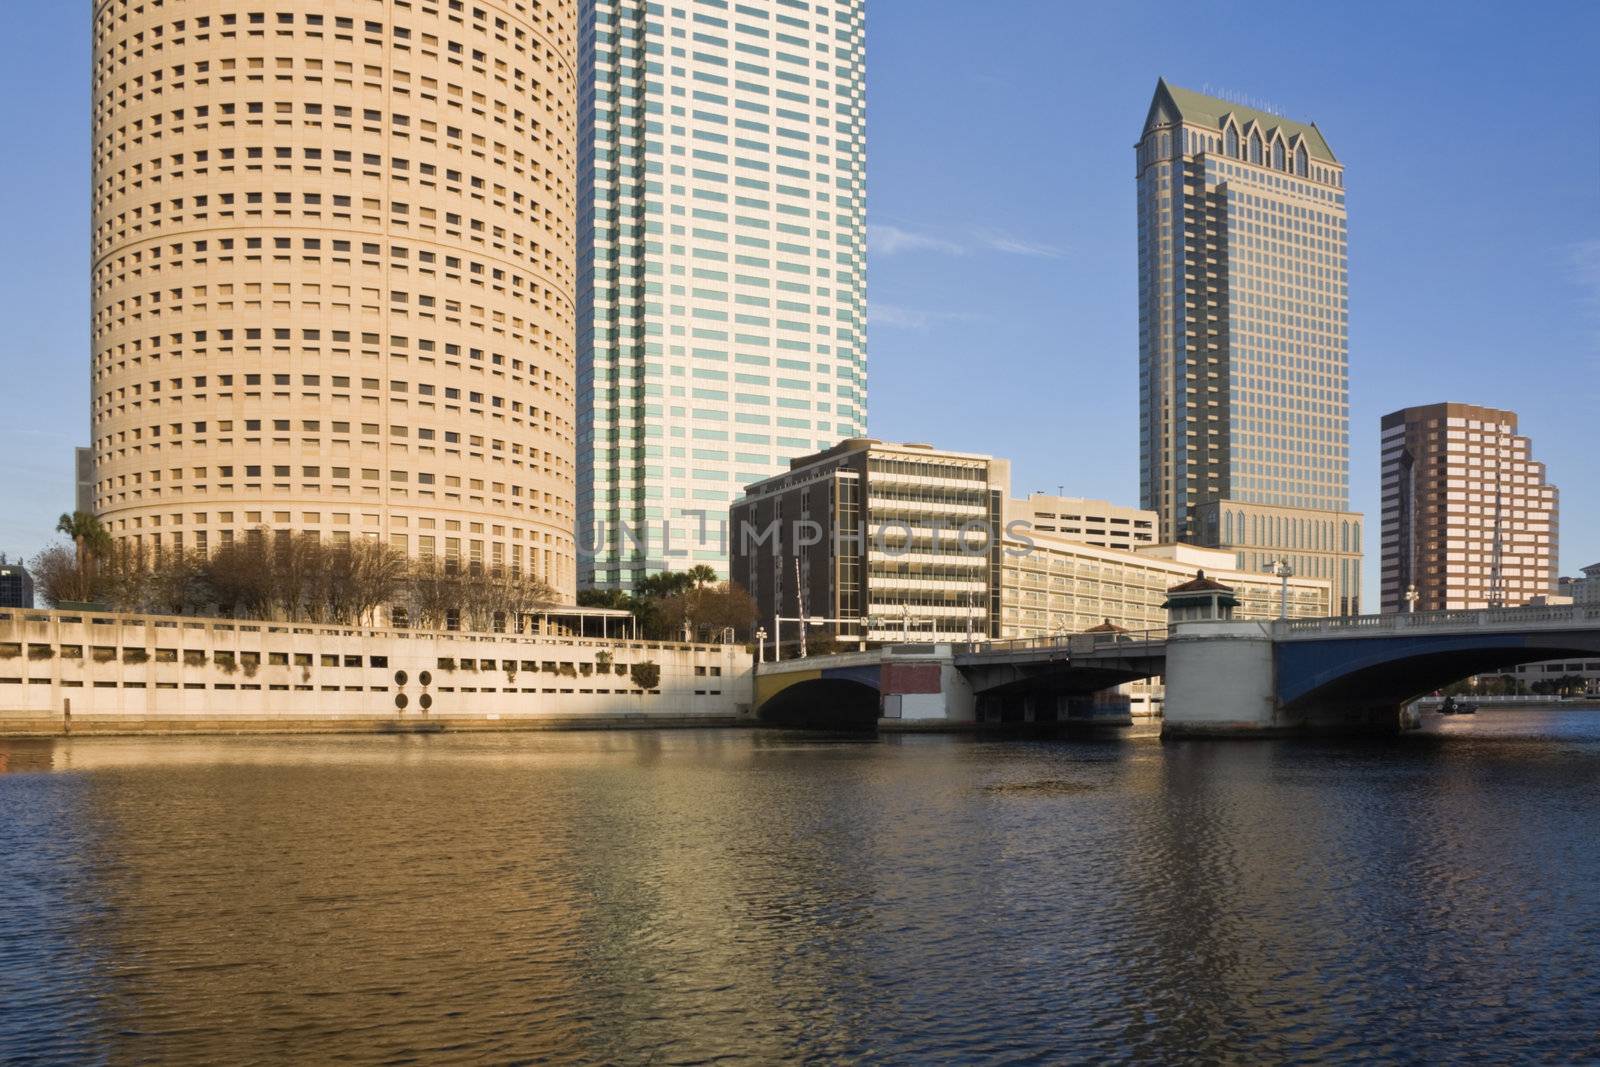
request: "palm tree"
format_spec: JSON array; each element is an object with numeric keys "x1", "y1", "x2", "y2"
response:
[
  {"x1": 56, "y1": 511, "x2": 110, "y2": 596},
  {"x1": 687, "y1": 564, "x2": 718, "y2": 590}
]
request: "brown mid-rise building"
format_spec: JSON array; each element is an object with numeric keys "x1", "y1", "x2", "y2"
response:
[
  {"x1": 90, "y1": 1, "x2": 581, "y2": 597},
  {"x1": 1379, "y1": 403, "x2": 1559, "y2": 613}
]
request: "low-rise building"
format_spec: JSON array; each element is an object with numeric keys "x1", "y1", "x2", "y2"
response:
[
  {"x1": 1505, "y1": 657, "x2": 1600, "y2": 697},
  {"x1": 0, "y1": 608, "x2": 748, "y2": 732},
  {"x1": 1006, "y1": 494, "x2": 1157, "y2": 551},
  {"x1": 1559, "y1": 563, "x2": 1600, "y2": 607},
  {"x1": 0, "y1": 564, "x2": 34, "y2": 609},
  {"x1": 999, "y1": 539, "x2": 1329, "y2": 638},
  {"x1": 729, "y1": 439, "x2": 1008, "y2": 644},
  {"x1": 729, "y1": 439, "x2": 1332, "y2": 646}
]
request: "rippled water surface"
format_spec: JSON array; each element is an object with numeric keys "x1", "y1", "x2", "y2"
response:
[{"x1": 5, "y1": 709, "x2": 1600, "y2": 1063}]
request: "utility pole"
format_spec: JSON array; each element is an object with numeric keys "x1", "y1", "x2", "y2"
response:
[{"x1": 795, "y1": 557, "x2": 806, "y2": 658}]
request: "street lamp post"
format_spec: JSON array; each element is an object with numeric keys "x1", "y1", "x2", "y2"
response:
[
  {"x1": 755, "y1": 626, "x2": 768, "y2": 663},
  {"x1": 1269, "y1": 558, "x2": 1294, "y2": 620}
]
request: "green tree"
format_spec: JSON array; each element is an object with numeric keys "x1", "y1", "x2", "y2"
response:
[
  {"x1": 630, "y1": 660, "x2": 660, "y2": 690},
  {"x1": 54, "y1": 511, "x2": 110, "y2": 601},
  {"x1": 637, "y1": 569, "x2": 695, "y2": 599}
]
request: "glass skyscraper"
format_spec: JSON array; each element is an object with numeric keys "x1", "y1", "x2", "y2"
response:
[
  {"x1": 1136, "y1": 79, "x2": 1363, "y2": 614},
  {"x1": 577, "y1": 0, "x2": 867, "y2": 592}
]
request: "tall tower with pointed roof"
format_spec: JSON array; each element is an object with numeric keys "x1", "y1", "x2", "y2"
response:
[{"x1": 1136, "y1": 79, "x2": 1364, "y2": 614}]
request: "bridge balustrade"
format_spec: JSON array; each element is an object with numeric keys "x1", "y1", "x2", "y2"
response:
[
  {"x1": 1280, "y1": 605, "x2": 1600, "y2": 636},
  {"x1": 954, "y1": 628, "x2": 1168, "y2": 656}
]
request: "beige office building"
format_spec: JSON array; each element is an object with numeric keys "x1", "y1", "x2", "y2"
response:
[
  {"x1": 1006, "y1": 494, "x2": 1157, "y2": 552},
  {"x1": 1137, "y1": 80, "x2": 1362, "y2": 613},
  {"x1": 1380, "y1": 403, "x2": 1559, "y2": 612},
  {"x1": 1000, "y1": 539, "x2": 1327, "y2": 638},
  {"x1": 1560, "y1": 563, "x2": 1600, "y2": 607},
  {"x1": 91, "y1": 0, "x2": 581, "y2": 598}
]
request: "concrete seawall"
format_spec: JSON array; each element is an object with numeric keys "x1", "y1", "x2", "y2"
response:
[{"x1": 0, "y1": 609, "x2": 754, "y2": 737}]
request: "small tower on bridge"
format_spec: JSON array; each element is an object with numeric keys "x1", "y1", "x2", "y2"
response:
[{"x1": 1165, "y1": 571, "x2": 1239, "y2": 626}]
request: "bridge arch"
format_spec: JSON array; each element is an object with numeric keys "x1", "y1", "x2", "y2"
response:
[
  {"x1": 1277, "y1": 629, "x2": 1600, "y2": 717},
  {"x1": 755, "y1": 664, "x2": 881, "y2": 730}
]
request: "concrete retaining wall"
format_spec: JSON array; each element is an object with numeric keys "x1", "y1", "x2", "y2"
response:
[{"x1": 0, "y1": 610, "x2": 753, "y2": 736}]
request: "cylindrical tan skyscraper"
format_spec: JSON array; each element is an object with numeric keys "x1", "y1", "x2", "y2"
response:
[{"x1": 91, "y1": 0, "x2": 578, "y2": 598}]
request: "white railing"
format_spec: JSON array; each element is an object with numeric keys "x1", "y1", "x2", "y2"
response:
[
  {"x1": 1279, "y1": 604, "x2": 1600, "y2": 637},
  {"x1": 0, "y1": 608, "x2": 725, "y2": 653}
]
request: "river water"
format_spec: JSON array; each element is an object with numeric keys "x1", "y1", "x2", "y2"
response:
[{"x1": 3, "y1": 708, "x2": 1600, "y2": 1063}]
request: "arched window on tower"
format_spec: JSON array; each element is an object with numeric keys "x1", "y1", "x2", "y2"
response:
[
  {"x1": 1249, "y1": 131, "x2": 1263, "y2": 164},
  {"x1": 1225, "y1": 126, "x2": 1239, "y2": 158},
  {"x1": 1294, "y1": 143, "x2": 1309, "y2": 177},
  {"x1": 1272, "y1": 139, "x2": 1285, "y2": 170}
]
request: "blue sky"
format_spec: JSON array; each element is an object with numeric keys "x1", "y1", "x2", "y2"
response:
[{"x1": 0, "y1": 1, "x2": 1595, "y2": 597}]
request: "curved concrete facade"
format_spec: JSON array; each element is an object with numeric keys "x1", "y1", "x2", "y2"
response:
[{"x1": 91, "y1": 0, "x2": 579, "y2": 597}]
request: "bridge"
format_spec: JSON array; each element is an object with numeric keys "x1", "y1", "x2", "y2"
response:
[
  {"x1": 1202, "y1": 604, "x2": 1600, "y2": 735},
  {"x1": 755, "y1": 629, "x2": 1167, "y2": 731},
  {"x1": 752, "y1": 604, "x2": 1600, "y2": 735}
]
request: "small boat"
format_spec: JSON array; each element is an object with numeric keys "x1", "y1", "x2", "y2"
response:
[{"x1": 1438, "y1": 696, "x2": 1476, "y2": 716}]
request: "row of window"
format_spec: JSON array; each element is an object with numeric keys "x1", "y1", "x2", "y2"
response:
[{"x1": 98, "y1": 4, "x2": 570, "y2": 87}]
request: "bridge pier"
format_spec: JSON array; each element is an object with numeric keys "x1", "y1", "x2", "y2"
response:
[
  {"x1": 879, "y1": 650, "x2": 977, "y2": 730},
  {"x1": 1161, "y1": 622, "x2": 1286, "y2": 737}
]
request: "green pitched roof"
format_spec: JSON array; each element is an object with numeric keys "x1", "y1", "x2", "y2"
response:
[{"x1": 1150, "y1": 78, "x2": 1337, "y2": 163}]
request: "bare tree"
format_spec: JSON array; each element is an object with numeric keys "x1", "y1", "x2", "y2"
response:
[
  {"x1": 205, "y1": 537, "x2": 273, "y2": 619},
  {"x1": 29, "y1": 524, "x2": 547, "y2": 631},
  {"x1": 30, "y1": 545, "x2": 93, "y2": 607},
  {"x1": 145, "y1": 549, "x2": 212, "y2": 616},
  {"x1": 342, "y1": 539, "x2": 408, "y2": 625}
]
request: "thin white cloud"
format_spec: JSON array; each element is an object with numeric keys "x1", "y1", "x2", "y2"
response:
[
  {"x1": 868, "y1": 303, "x2": 975, "y2": 332},
  {"x1": 975, "y1": 230, "x2": 1065, "y2": 259},
  {"x1": 870, "y1": 222, "x2": 1065, "y2": 261},
  {"x1": 868, "y1": 223, "x2": 967, "y2": 257}
]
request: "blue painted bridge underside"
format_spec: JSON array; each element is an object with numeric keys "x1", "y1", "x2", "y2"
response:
[
  {"x1": 818, "y1": 664, "x2": 881, "y2": 689},
  {"x1": 1276, "y1": 629, "x2": 1600, "y2": 709}
]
